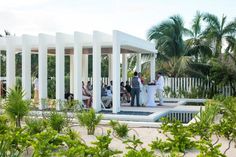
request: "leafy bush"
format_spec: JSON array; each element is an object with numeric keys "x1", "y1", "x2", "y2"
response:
[
  {"x1": 0, "y1": 115, "x2": 8, "y2": 134},
  {"x1": 31, "y1": 128, "x2": 64, "y2": 157},
  {"x1": 76, "y1": 109, "x2": 103, "y2": 135},
  {"x1": 151, "y1": 118, "x2": 195, "y2": 153},
  {"x1": 109, "y1": 120, "x2": 129, "y2": 138},
  {"x1": 88, "y1": 130, "x2": 122, "y2": 156},
  {"x1": 25, "y1": 118, "x2": 48, "y2": 135},
  {"x1": 124, "y1": 135, "x2": 155, "y2": 157},
  {"x1": 48, "y1": 112, "x2": 67, "y2": 133},
  {"x1": 4, "y1": 87, "x2": 30, "y2": 128}
]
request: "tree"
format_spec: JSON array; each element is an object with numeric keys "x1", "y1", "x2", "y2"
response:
[
  {"x1": 185, "y1": 11, "x2": 213, "y2": 63},
  {"x1": 147, "y1": 15, "x2": 188, "y2": 58},
  {"x1": 202, "y1": 13, "x2": 236, "y2": 57}
]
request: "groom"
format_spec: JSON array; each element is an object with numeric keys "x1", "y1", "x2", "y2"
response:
[{"x1": 156, "y1": 72, "x2": 164, "y2": 106}]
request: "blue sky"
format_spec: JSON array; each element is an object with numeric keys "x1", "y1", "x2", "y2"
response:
[{"x1": 0, "y1": 0, "x2": 235, "y2": 39}]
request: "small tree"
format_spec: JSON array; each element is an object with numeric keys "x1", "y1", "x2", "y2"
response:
[
  {"x1": 4, "y1": 87, "x2": 30, "y2": 128},
  {"x1": 76, "y1": 109, "x2": 103, "y2": 135}
]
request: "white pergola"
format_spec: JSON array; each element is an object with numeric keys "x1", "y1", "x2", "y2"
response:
[{"x1": 0, "y1": 30, "x2": 156, "y2": 113}]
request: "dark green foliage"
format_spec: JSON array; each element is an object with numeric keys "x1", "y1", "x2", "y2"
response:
[
  {"x1": 77, "y1": 109, "x2": 103, "y2": 135},
  {"x1": 48, "y1": 112, "x2": 67, "y2": 132}
]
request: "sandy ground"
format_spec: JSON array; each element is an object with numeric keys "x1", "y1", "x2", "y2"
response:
[{"x1": 72, "y1": 124, "x2": 236, "y2": 157}]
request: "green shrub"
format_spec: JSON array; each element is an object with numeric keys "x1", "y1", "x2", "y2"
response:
[
  {"x1": 89, "y1": 130, "x2": 122, "y2": 156},
  {"x1": 109, "y1": 120, "x2": 129, "y2": 138},
  {"x1": 0, "y1": 115, "x2": 8, "y2": 134},
  {"x1": 48, "y1": 112, "x2": 67, "y2": 133},
  {"x1": 4, "y1": 87, "x2": 30, "y2": 128},
  {"x1": 76, "y1": 109, "x2": 103, "y2": 135},
  {"x1": 25, "y1": 118, "x2": 48, "y2": 135}
]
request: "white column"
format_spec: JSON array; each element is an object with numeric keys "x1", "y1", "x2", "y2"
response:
[
  {"x1": 74, "y1": 32, "x2": 83, "y2": 102},
  {"x1": 150, "y1": 54, "x2": 156, "y2": 81},
  {"x1": 112, "y1": 31, "x2": 121, "y2": 113},
  {"x1": 122, "y1": 53, "x2": 127, "y2": 83},
  {"x1": 22, "y1": 35, "x2": 31, "y2": 99},
  {"x1": 136, "y1": 53, "x2": 141, "y2": 72},
  {"x1": 82, "y1": 54, "x2": 88, "y2": 83},
  {"x1": 70, "y1": 55, "x2": 74, "y2": 93},
  {"x1": 6, "y1": 37, "x2": 15, "y2": 90},
  {"x1": 108, "y1": 54, "x2": 113, "y2": 82},
  {"x1": 92, "y1": 31, "x2": 101, "y2": 112},
  {"x1": 56, "y1": 33, "x2": 65, "y2": 110},
  {"x1": 38, "y1": 34, "x2": 48, "y2": 110}
]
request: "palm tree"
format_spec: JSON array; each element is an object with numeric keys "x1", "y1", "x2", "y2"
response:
[
  {"x1": 4, "y1": 87, "x2": 30, "y2": 128},
  {"x1": 185, "y1": 12, "x2": 213, "y2": 63},
  {"x1": 147, "y1": 15, "x2": 188, "y2": 58},
  {"x1": 202, "y1": 13, "x2": 236, "y2": 57}
]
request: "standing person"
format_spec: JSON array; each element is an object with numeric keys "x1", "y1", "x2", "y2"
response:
[
  {"x1": 131, "y1": 71, "x2": 140, "y2": 107},
  {"x1": 33, "y1": 74, "x2": 39, "y2": 105},
  {"x1": 155, "y1": 72, "x2": 164, "y2": 106},
  {"x1": 138, "y1": 72, "x2": 145, "y2": 106}
]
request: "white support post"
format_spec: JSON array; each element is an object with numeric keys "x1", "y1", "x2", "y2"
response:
[
  {"x1": 70, "y1": 55, "x2": 74, "y2": 93},
  {"x1": 22, "y1": 35, "x2": 31, "y2": 100},
  {"x1": 136, "y1": 53, "x2": 141, "y2": 72},
  {"x1": 56, "y1": 33, "x2": 65, "y2": 110},
  {"x1": 122, "y1": 53, "x2": 127, "y2": 83},
  {"x1": 150, "y1": 54, "x2": 156, "y2": 81},
  {"x1": 92, "y1": 31, "x2": 101, "y2": 112},
  {"x1": 6, "y1": 37, "x2": 16, "y2": 90},
  {"x1": 38, "y1": 34, "x2": 48, "y2": 110},
  {"x1": 108, "y1": 54, "x2": 113, "y2": 82},
  {"x1": 82, "y1": 54, "x2": 88, "y2": 83},
  {"x1": 112, "y1": 31, "x2": 121, "y2": 113},
  {"x1": 74, "y1": 32, "x2": 83, "y2": 102}
]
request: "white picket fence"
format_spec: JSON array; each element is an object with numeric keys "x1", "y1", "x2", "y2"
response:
[
  {"x1": 164, "y1": 77, "x2": 234, "y2": 97},
  {"x1": 88, "y1": 77, "x2": 235, "y2": 97}
]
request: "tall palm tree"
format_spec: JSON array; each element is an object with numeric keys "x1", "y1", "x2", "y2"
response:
[
  {"x1": 202, "y1": 13, "x2": 236, "y2": 57},
  {"x1": 185, "y1": 12, "x2": 213, "y2": 63},
  {"x1": 147, "y1": 15, "x2": 188, "y2": 58}
]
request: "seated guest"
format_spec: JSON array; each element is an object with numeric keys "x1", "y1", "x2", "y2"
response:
[
  {"x1": 101, "y1": 84, "x2": 112, "y2": 108},
  {"x1": 125, "y1": 81, "x2": 131, "y2": 103},
  {"x1": 65, "y1": 91, "x2": 74, "y2": 100},
  {"x1": 82, "y1": 81, "x2": 92, "y2": 108},
  {"x1": 106, "y1": 86, "x2": 112, "y2": 96},
  {"x1": 120, "y1": 82, "x2": 128, "y2": 102},
  {"x1": 86, "y1": 81, "x2": 93, "y2": 91}
]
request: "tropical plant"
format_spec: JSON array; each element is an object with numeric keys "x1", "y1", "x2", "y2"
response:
[
  {"x1": 88, "y1": 130, "x2": 122, "y2": 156},
  {"x1": 148, "y1": 15, "x2": 188, "y2": 58},
  {"x1": 109, "y1": 120, "x2": 129, "y2": 138},
  {"x1": 76, "y1": 108, "x2": 103, "y2": 135},
  {"x1": 124, "y1": 135, "x2": 155, "y2": 157},
  {"x1": 25, "y1": 118, "x2": 48, "y2": 135},
  {"x1": 4, "y1": 87, "x2": 30, "y2": 128},
  {"x1": 202, "y1": 13, "x2": 236, "y2": 57},
  {"x1": 151, "y1": 118, "x2": 195, "y2": 154},
  {"x1": 48, "y1": 111, "x2": 67, "y2": 133},
  {"x1": 185, "y1": 11, "x2": 213, "y2": 63}
]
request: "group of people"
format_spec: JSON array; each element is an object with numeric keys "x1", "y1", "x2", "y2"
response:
[
  {"x1": 33, "y1": 71, "x2": 164, "y2": 108},
  {"x1": 130, "y1": 71, "x2": 164, "y2": 107}
]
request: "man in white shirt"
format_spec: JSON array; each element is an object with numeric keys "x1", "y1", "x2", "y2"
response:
[{"x1": 155, "y1": 72, "x2": 164, "y2": 106}]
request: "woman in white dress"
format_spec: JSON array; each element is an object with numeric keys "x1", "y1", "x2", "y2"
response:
[{"x1": 138, "y1": 73, "x2": 147, "y2": 106}]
